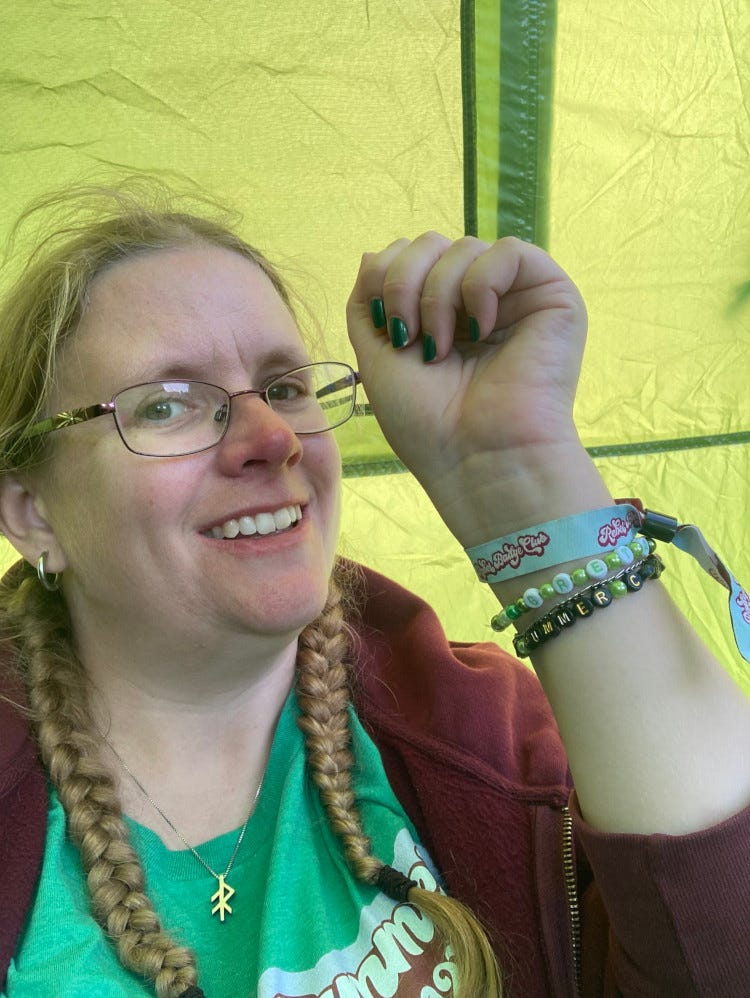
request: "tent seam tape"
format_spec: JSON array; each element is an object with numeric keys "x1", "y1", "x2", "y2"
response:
[
  {"x1": 460, "y1": 0, "x2": 478, "y2": 237},
  {"x1": 342, "y1": 431, "x2": 750, "y2": 477}
]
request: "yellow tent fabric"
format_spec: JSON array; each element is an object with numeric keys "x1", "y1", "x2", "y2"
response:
[{"x1": 0, "y1": 1, "x2": 748, "y2": 693}]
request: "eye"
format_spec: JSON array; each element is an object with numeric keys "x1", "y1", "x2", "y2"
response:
[
  {"x1": 134, "y1": 394, "x2": 192, "y2": 423},
  {"x1": 267, "y1": 376, "x2": 311, "y2": 403}
]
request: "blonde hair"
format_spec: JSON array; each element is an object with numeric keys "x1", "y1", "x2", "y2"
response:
[{"x1": 0, "y1": 183, "x2": 502, "y2": 996}]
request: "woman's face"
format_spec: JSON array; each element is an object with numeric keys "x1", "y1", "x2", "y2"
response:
[{"x1": 31, "y1": 243, "x2": 342, "y2": 651}]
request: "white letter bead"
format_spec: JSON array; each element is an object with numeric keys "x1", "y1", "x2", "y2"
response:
[
  {"x1": 522, "y1": 587, "x2": 544, "y2": 609},
  {"x1": 552, "y1": 573, "x2": 574, "y2": 594},
  {"x1": 585, "y1": 558, "x2": 609, "y2": 580},
  {"x1": 615, "y1": 544, "x2": 635, "y2": 565}
]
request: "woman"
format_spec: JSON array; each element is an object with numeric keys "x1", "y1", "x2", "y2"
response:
[{"x1": 0, "y1": 185, "x2": 748, "y2": 997}]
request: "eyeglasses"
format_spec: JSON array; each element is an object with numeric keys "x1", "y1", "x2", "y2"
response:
[{"x1": 25, "y1": 361, "x2": 361, "y2": 458}]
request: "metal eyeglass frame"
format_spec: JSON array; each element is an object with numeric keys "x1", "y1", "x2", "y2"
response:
[{"x1": 24, "y1": 362, "x2": 362, "y2": 457}]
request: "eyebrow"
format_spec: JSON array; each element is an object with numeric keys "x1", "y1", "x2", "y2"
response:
[{"x1": 125, "y1": 347, "x2": 313, "y2": 387}]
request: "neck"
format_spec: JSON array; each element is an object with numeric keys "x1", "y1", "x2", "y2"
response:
[{"x1": 80, "y1": 632, "x2": 300, "y2": 848}]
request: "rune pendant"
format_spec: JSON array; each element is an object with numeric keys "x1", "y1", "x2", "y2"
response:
[{"x1": 211, "y1": 874, "x2": 236, "y2": 921}]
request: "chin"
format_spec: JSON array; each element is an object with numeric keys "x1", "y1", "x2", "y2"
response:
[{"x1": 243, "y1": 577, "x2": 332, "y2": 637}]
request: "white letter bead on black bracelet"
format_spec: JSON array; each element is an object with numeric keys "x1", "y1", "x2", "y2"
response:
[{"x1": 511, "y1": 553, "x2": 664, "y2": 659}]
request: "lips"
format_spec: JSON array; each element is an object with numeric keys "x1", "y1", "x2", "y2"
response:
[{"x1": 203, "y1": 504, "x2": 303, "y2": 539}]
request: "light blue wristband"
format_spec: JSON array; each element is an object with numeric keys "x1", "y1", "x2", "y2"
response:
[{"x1": 465, "y1": 505, "x2": 639, "y2": 584}]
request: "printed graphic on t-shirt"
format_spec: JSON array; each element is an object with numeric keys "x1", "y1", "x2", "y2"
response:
[{"x1": 258, "y1": 831, "x2": 457, "y2": 998}]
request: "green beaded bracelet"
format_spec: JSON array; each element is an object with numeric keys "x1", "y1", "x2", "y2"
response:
[{"x1": 490, "y1": 539, "x2": 655, "y2": 632}]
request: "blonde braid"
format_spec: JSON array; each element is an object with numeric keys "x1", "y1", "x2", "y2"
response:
[
  {"x1": 295, "y1": 567, "x2": 503, "y2": 997},
  {"x1": 1, "y1": 567, "x2": 200, "y2": 998},
  {"x1": 295, "y1": 569, "x2": 381, "y2": 884}
]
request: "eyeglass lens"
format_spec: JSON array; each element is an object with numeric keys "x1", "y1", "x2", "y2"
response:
[{"x1": 112, "y1": 363, "x2": 356, "y2": 456}]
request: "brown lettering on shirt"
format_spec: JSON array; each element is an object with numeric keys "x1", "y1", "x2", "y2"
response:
[{"x1": 274, "y1": 903, "x2": 457, "y2": 998}]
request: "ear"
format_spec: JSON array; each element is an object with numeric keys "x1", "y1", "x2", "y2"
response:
[{"x1": 0, "y1": 475, "x2": 68, "y2": 574}]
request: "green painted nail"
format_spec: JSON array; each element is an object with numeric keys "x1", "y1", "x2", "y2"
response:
[
  {"x1": 370, "y1": 297, "x2": 386, "y2": 329},
  {"x1": 469, "y1": 316, "x2": 481, "y2": 342},
  {"x1": 422, "y1": 333, "x2": 436, "y2": 362},
  {"x1": 389, "y1": 316, "x2": 408, "y2": 349}
]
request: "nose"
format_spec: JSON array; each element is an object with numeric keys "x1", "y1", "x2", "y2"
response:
[{"x1": 215, "y1": 391, "x2": 303, "y2": 474}]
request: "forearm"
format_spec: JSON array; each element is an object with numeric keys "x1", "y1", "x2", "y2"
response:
[
  {"x1": 448, "y1": 446, "x2": 750, "y2": 836},
  {"x1": 347, "y1": 232, "x2": 750, "y2": 836},
  {"x1": 521, "y1": 579, "x2": 750, "y2": 834}
]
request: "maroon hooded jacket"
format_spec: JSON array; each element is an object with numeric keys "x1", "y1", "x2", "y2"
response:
[{"x1": 1, "y1": 566, "x2": 748, "y2": 996}]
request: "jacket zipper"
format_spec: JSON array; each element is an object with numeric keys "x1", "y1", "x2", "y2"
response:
[{"x1": 561, "y1": 804, "x2": 582, "y2": 996}]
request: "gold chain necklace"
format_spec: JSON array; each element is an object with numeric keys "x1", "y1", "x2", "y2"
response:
[{"x1": 105, "y1": 740, "x2": 263, "y2": 922}]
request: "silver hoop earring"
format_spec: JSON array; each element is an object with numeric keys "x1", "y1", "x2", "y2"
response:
[{"x1": 37, "y1": 551, "x2": 61, "y2": 592}]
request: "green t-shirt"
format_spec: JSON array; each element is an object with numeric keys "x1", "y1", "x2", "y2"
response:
[{"x1": 4, "y1": 693, "x2": 457, "y2": 997}]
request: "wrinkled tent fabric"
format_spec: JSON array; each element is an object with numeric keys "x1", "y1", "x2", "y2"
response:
[{"x1": 0, "y1": 0, "x2": 748, "y2": 693}]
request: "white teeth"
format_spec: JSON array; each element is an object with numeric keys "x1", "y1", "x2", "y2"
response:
[
  {"x1": 273, "y1": 507, "x2": 292, "y2": 530},
  {"x1": 255, "y1": 512, "x2": 276, "y2": 535},
  {"x1": 208, "y1": 504, "x2": 301, "y2": 539}
]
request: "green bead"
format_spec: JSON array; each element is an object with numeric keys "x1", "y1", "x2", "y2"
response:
[
  {"x1": 506, "y1": 603, "x2": 522, "y2": 620},
  {"x1": 571, "y1": 568, "x2": 588, "y2": 586},
  {"x1": 514, "y1": 598, "x2": 529, "y2": 615},
  {"x1": 604, "y1": 551, "x2": 622, "y2": 569},
  {"x1": 514, "y1": 635, "x2": 531, "y2": 658},
  {"x1": 490, "y1": 611, "x2": 511, "y2": 631},
  {"x1": 640, "y1": 559, "x2": 658, "y2": 579},
  {"x1": 539, "y1": 583, "x2": 555, "y2": 600},
  {"x1": 629, "y1": 538, "x2": 649, "y2": 557},
  {"x1": 608, "y1": 579, "x2": 628, "y2": 598},
  {"x1": 647, "y1": 537, "x2": 657, "y2": 552}
]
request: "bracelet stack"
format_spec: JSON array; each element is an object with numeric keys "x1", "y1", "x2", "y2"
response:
[
  {"x1": 512, "y1": 553, "x2": 665, "y2": 658},
  {"x1": 463, "y1": 498, "x2": 750, "y2": 670}
]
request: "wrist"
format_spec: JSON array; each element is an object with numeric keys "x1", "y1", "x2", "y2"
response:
[{"x1": 431, "y1": 441, "x2": 613, "y2": 550}]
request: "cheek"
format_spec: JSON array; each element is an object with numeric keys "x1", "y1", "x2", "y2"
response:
[
  {"x1": 43, "y1": 445, "x2": 187, "y2": 561},
  {"x1": 306, "y1": 436, "x2": 342, "y2": 540},
  {"x1": 318, "y1": 437, "x2": 342, "y2": 504},
  {"x1": 52, "y1": 472, "x2": 125, "y2": 559}
]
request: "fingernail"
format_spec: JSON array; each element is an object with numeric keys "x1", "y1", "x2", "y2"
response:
[
  {"x1": 370, "y1": 297, "x2": 386, "y2": 329},
  {"x1": 422, "y1": 334, "x2": 436, "y2": 363},
  {"x1": 469, "y1": 317, "x2": 481, "y2": 342},
  {"x1": 389, "y1": 317, "x2": 409, "y2": 349}
]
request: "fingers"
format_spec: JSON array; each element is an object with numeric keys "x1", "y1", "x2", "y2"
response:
[
  {"x1": 347, "y1": 233, "x2": 578, "y2": 365},
  {"x1": 347, "y1": 232, "x2": 487, "y2": 364},
  {"x1": 462, "y1": 239, "x2": 583, "y2": 337},
  {"x1": 348, "y1": 232, "x2": 452, "y2": 347}
]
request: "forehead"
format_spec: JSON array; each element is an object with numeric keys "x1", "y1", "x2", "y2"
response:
[{"x1": 57, "y1": 243, "x2": 307, "y2": 399}]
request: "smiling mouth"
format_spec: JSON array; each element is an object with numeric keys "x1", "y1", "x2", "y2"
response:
[{"x1": 204, "y1": 504, "x2": 303, "y2": 539}]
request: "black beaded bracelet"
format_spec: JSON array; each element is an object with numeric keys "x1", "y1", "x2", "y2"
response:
[{"x1": 512, "y1": 554, "x2": 665, "y2": 659}]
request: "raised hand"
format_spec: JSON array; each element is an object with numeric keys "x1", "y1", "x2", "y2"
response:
[{"x1": 346, "y1": 233, "x2": 593, "y2": 543}]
